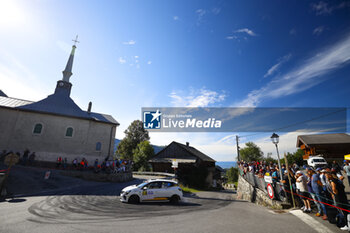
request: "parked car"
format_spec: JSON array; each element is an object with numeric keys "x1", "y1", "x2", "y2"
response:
[
  {"x1": 307, "y1": 156, "x2": 328, "y2": 169},
  {"x1": 120, "y1": 179, "x2": 183, "y2": 204}
]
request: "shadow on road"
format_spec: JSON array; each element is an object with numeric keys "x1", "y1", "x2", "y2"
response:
[{"x1": 7, "y1": 198, "x2": 27, "y2": 203}]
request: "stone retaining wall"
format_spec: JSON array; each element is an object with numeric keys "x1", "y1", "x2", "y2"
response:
[
  {"x1": 62, "y1": 170, "x2": 133, "y2": 183},
  {"x1": 236, "y1": 175, "x2": 288, "y2": 209}
]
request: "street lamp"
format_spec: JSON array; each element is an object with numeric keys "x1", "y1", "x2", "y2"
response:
[{"x1": 271, "y1": 133, "x2": 283, "y2": 182}]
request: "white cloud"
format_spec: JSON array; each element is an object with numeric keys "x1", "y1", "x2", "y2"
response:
[
  {"x1": 118, "y1": 57, "x2": 126, "y2": 64},
  {"x1": 263, "y1": 54, "x2": 291, "y2": 78},
  {"x1": 311, "y1": 1, "x2": 350, "y2": 15},
  {"x1": 123, "y1": 40, "x2": 136, "y2": 45},
  {"x1": 212, "y1": 7, "x2": 221, "y2": 15},
  {"x1": 196, "y1": 9, "x2": 206, "y2": 17},
  {"x1": 169, "y1": 88, "x2": 226, "y2": 107},
  {"x1": 225, "y1": 36, "x2": 237, "y2": 40},
  {"x1": 134, "y1": 55, "x2": 139, "y2": 58},
  {"x1": 147, "y1": 61, "x2": 152, "y2": 65},
  {"x1": 313, "y1": 26, "x2": 325, "y2": 35},
  {"x1": 235, "y1": 28, "x2": 257, "y2": 37},
  {"x1": 173, "y1": 16, "x2": 179, "y2": 21},
  {"x1": 235, "y1": 33, "x2": 350, "y2": 107},
  {"x1": 289, "y1": 28, "x2": 297, "y2": 35},
  {"x1": 195, "y1": 9, "x2": 206, "y2": 25},
  {"x1": 311, "y1": 1, "x2": 332, "y2": 15}
]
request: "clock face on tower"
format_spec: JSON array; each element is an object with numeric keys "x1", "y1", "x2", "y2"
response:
[{"x1": 59, "y1": 82, "x2": 64, "y2": 87}]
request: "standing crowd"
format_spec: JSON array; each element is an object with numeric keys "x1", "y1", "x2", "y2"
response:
[{"x1": 238, "y1": 160, "x2": 350, "y2": 230}]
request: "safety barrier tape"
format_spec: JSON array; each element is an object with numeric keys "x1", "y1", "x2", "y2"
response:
[
  {"x1": 307, "y1": 190, "x2": 350, "y2": 209},
  {"x1": 284, "y1": 189, "x2": 350, "y2": 213}
]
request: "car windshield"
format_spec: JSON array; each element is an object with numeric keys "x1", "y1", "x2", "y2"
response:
[
  {"x1": 313, "y1": 159, "x2": 326, "y2": 162},
  {"x1": 137, "y1": 182, "x2": 148, "y2": 188}
]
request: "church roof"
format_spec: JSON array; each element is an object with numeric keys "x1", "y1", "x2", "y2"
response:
[
  {"x1": 0, "y1": 96, "x2": 33, "y2": 107},
  {"x1": 0, "y1": 95, "x2": 119, "y2": 125},
  {"x1": 0, "y1": 90, "x2": 8, "y2": 97}
]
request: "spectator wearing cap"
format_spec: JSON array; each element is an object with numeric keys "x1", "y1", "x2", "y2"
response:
[
  {"x1": 296, "y1": 171, "x2": 311, "y2": 212},
  {"x1": 312, "y1": 167, "x2": 328, "y2": 220},
  {"x1": 306, "y1": 169, "x2": 326, "y2": 219},
  {"x1": 320, "y1": 169, "x2": 328, "y2": 192}
]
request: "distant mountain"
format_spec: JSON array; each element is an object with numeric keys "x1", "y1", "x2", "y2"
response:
[
  {"x1": 113, "y1": 139, "x2": 165, "y2": 155},
  {"x1": 216, "y1": 161, "x2": 237, "y2": 169}
]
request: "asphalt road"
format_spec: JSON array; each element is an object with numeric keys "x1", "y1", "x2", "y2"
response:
[{"x1": 0, "y1": 176, "x2": 344, "y2": 233}]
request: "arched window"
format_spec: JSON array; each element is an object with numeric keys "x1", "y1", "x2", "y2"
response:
[
  {"x1": 65, "y1": 127, "x2": 74, "y2": 137},
  {"x1": 33, "y1": 123, "x2": 43, "y2": 134},
  {"x1": 96, "y1": 142, "x2": 102, "y2": 151}
]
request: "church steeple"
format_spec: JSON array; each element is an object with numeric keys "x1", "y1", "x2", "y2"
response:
[
  {"x1": 62, "y1": 35, "x2": 79, "y2": 83},
  {"x1": 54, "y1": 36, "x2": 79, "y2": 97}
]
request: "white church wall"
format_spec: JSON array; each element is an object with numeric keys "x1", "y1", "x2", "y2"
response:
[{"x1": 0, "y1": 107, "x2": 116, "y2": 164}]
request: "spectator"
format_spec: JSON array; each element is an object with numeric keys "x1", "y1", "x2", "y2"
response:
[
  {"x1": 63, "y1": 157, "x2": 67, "y2": 169},
  {"x1": 56, "y1": 156, "x2": 62, "y2": 168},
  {"x1": 22, "y1": 149, "x2": 29, "y2": 165},
  {"x1": 28, "y1": 152, "x2": 36, "y2": 166},
  {"x1": 296, "y1": 171, "x2": 311, "y2": 213},
  {"x1": 72, "y1": 158, "x2": 78, "y2": 168},
  {"x1": 311, "y1": 168, "x2": 327, "y2": 220},
  {"x1": 325, "y1": 171, "x2": 348, "y2": 228},
  {"x1": 343, "y1": 161, "x2": 350, "y2": 187},
  {"x1": 332, "y1": 160, "x2": 341, "y2": 174}
]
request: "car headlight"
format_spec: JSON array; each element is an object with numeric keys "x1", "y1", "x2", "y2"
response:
[{"x1": 124, "y1": 191, "x2": 131, "y2": 195}]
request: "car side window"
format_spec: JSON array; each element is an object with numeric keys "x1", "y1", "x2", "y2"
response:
[
  {"x1": 162, "y1": 182, "x2": 174, "y2": 188},
  {"x1": 148, "y1": 182, "x2": 162, "y2": 189}
]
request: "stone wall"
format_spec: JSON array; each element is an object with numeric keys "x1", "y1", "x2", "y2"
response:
[
  {"x1": 236, "y1": 175, "x2": 287, "y2": 209},
  {"x1": 62, "y1": 170, "x2": 132, "y2": 183}
]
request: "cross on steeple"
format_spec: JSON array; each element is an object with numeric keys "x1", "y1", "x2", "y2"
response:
[{"x1": 72, "y1": 35, "x2": 80, "y2": 46}]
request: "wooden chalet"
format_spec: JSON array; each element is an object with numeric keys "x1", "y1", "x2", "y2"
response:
[{"x1": 297, "y1": 133, "x2": 350, "y2": 161}]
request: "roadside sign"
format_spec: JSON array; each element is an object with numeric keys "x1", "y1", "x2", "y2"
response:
[
  {"x1": 4, "y1": 153, "x2": 19, "y2": 167},
  {"x1": 264, "y1": 175, "x2": 273, "y2": 184},
  {"x1": 267, "y1": 184, "x2": 274, "y2": 199},
  {"x1": 44, "y1": 171, "x2": 51, "y2": 180},
  {"x1": 171, "y1": 159, "x2": 178, "y2": 168}
]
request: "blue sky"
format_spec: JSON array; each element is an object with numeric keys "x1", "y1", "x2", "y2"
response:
[{"x1": 1, "y1": 0, "x2": 350, "y2": 161}]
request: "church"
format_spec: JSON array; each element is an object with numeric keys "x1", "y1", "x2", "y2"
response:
[{"x1": 0, "y1": 41, "x2": 119, "y2": 164}]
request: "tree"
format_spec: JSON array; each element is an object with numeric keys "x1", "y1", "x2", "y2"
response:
[
  {"x1": 239, "y1": 142, "x2": 264, "y2": 162},
  {"x1": 226, "y1": 167, "x2": 238, "y2": 183},
  {"x1": 132, "y1": 141, "x2": 154, "y2": 171},
  {"x1": 116, "y1": 120, "x2": 150, "y2": 159},
  {"x1": 284, "y1": 149, "x2": 304, "y2": 166}
]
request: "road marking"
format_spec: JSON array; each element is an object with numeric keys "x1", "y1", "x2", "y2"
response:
[{"x1": 290, "y1": 210, "x2": 334, "y2": 233}]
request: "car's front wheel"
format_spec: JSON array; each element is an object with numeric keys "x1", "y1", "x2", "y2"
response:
[
  {"x1": 128, "y1": 195, "x2": 140, "y2": 204},
  {"x1": 169, "y1": 195, "x2": 180, "y2": 204}
]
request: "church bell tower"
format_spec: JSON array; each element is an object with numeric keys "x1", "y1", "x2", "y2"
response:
[{"x1": 54, "y1": 35, "x2": 79, "y2": 97}]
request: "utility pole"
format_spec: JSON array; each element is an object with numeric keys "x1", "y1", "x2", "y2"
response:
[{"x1": 236, "y1": 135, "x2": 240, "y2": 162}]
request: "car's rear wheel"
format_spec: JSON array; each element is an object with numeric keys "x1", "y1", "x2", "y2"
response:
[
  {"x1": 169, "y1": 195, "x2": 180, "y2": 204},
  {"x1": 128, "y1": 195, "x2": 140, "y2": 204}
]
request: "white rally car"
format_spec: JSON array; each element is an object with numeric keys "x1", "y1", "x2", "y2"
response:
[{"x1": 120, "y1": 179, "x2": 183, "y2": 204}]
